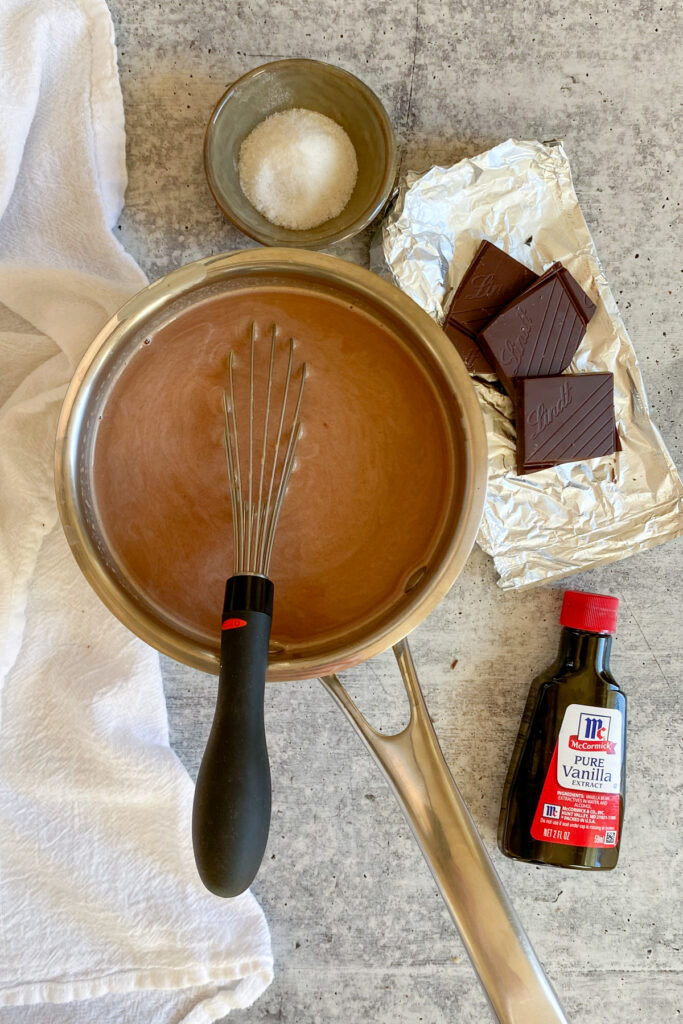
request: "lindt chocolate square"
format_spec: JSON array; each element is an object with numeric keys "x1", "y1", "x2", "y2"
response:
[
  {"x1": 517, "y1": 373, "x2": 616, "y2": 475},
  {"x1": 478, "y1": 273, "x2": 588, "y2": 397},
  {"x1": 509, "y1": 261, "x2": 596, "y2": 325},
  {"x1": 558, "y1": 269, "x2": 596, "y2": 324},
  {"x1": 445, "y1": 240, "x2": 538, "y2": 336},
  {"x1": 443, "y1": 321, "x2": 492, "y2": 374}
]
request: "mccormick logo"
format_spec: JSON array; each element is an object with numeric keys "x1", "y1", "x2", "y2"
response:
[{"x1": 568, "y1": 712, "x2": 617, "y2": 754}]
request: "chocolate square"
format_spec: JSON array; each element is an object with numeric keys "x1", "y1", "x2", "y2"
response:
[
  {"x1": 445, "y1": 240, "x2": 538, "y2": 337},
  {"x1": 508, "y1": 262, "x2": 596, "y2": 325},
  {"x1": 559, "y1": 269, "x2": 597, "y2": 324},
  {"x1": 478, "y1": 273, "x2": 587, "y2": 397},
  {"x1": 443, "y1": 321, "x2": 492, "y2": 374},
  {"x1": 517, "y1": 373, "x2": 616, "y2": 475}
]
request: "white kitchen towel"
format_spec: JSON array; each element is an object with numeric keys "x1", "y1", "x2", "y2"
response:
[{"x1": 0, "y1": 1, "x2": 273, "y2": 1022}]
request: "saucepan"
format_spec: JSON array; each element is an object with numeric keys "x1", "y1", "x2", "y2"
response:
[{"x1": 55, "y1": 249, "x2": 568, "y2": 1024}]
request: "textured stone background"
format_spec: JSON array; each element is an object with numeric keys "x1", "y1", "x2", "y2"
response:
[{"x1": 109, "y1": 1, "x2": 681, "y2": 1021}]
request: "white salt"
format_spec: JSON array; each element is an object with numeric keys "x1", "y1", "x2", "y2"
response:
[{"x1": 238, "y1": 108, "x2": 358, "y2": 231}]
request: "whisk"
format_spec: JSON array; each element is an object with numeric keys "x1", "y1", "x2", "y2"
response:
[{"x1": 193, "y1": 322, "x2": 306, "y2": 898}]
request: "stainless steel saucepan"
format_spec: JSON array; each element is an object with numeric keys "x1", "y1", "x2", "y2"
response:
[{"x1": 55, "y1": 249, "x2": 568, "y2": 1024}]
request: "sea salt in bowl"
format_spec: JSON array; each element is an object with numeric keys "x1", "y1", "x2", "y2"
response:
[{"x1": 204, "y1": 59, "x2": 398, "y2": 248}]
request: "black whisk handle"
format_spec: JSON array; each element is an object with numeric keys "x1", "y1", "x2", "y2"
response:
[{"x1": 192, "y1": 574, "x2": 274, "y2": 897}]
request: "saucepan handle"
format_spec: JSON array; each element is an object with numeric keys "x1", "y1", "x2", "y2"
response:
[{"x1": 320, "y1": 637, "x2": 569, "y2": 1024}]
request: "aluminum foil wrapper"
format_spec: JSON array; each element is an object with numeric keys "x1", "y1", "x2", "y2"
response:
[{"x1": 373, "y1": 139, "x2": 683, "y2": 589}]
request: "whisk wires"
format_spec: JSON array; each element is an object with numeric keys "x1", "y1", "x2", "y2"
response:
[{"x1": 223, "y1": 323, "x2": 306, "y2": 577}]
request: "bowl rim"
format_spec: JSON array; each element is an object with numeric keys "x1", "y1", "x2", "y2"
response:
[{"x1": 203, "y1": 58, "x2": 399, "y2": 249}]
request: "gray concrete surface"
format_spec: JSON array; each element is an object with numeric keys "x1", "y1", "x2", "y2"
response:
[{"x1": 110, "y1": 1, "x2": 682, "y2": 1021}]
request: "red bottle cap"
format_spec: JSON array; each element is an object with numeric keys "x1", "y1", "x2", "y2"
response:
[{"x1": 560, "y1": 590, "x2": 618, "y2": 634}]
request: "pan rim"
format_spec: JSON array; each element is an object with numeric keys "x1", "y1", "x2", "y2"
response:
[{"x1": 55, "y1": 249, "x2": 488, "y2": 680}]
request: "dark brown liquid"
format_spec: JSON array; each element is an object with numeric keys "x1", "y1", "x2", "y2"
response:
[{"x1": 94, "y1": 287, "x2": 455, "y2": 649}]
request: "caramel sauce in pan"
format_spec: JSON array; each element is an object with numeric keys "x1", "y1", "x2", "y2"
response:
[{"x1": 94, "y1": 287, "x2": 455, "y2": 650}]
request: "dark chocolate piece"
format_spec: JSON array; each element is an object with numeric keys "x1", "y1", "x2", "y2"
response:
[
  {"x1": 509, "y1": 262, "x2": 596, "y2": 326},
  {"x1": 517, "y1": 373, "x2": 616, "y2": 475},
  {"x1": 478, "y1": 273, "x2": 587, "y2": 397},
  {"x1": 443, "y1": 321, "x2": 492, "y2": 374},
  {"x1": 559, "y1": 269, "x2": 596, "y2": 324},
  {"x1": 446, "y1": 240, "x2": 538, "y2": 336}
]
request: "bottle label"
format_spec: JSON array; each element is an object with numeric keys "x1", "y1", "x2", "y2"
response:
[{"x1": 531, "y1": 703, "x2": 623, "y2": 848}]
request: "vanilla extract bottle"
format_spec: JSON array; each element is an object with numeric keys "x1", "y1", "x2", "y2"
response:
[{"x1": 498, "y1": 590, "x2": 626, "y2": 870}]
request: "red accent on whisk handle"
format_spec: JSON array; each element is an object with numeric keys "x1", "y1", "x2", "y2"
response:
[{"x1": 192, "y1": 574, "x2": 274, "y2": 897}]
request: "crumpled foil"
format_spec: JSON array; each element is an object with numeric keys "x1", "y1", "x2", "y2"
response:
[{"x1": 373, "y1": 139, "x2": 683, "y2": 589}]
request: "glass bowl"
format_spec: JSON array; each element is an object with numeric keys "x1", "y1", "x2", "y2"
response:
[{"x1": 203, "y1": 59, "x2": 398, "y2": 248}]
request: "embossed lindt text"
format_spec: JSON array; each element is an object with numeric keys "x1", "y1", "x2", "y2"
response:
[
  {"x1": 500, "y1": 307, "x2": 534, "y2": 368},
  {"x1": 470, "y1": 272, "x2": 505, "y2": 301},
  {"x1": 527, "y1": 380, "x2": 573, "y2": 436}
]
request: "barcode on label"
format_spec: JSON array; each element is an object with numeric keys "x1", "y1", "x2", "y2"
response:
[{"x1": 605, "y1": 830, "x2": 617, "y2": 845}]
